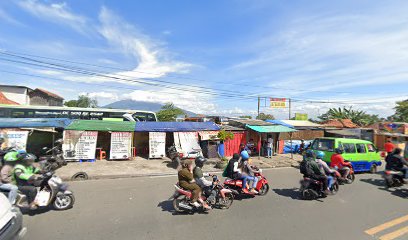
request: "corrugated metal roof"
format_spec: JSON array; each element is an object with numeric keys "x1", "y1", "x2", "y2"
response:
[
  {"x1": 66, "y1": 120, "x2": 135, "y2": 132},
  {"x1": 229, "y1": 119, "x2": 273, "y2": 126},
  {"x1": 221, "y1": 125, "x2": 245, "y2": 131},
  {"x1": 265, "y1": 120, "x2": 295, "y2": 128},
  {"x1": 134, "y1": 122, "x2": 220, "y2": 132},
  {"x1": 279, "y1": 120, "x2": 322, "y2": 128},
  {"x1": 0, "y1": 118, "x2": 72, "y2": 128},
  {"x1": 247, "y1": 125, "x2": 297, "y2": 133}
]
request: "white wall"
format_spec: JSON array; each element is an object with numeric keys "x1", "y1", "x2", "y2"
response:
[{"x1": 0, "y1": 86, "x2": 30, "y2": 105}]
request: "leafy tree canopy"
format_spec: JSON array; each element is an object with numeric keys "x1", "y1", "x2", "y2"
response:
[
  {"x1": 318, "y1": 107, "x2": 379, "y2": 126},
  {"x1": 256, "y1": 113, "x2": 275, "y2": 120},
  {"x1": 64, "y1": 94, "x2": 98, "y2": 108},
  {"x1": 239, "y1": 115, "x2": 252, "y2": 119},
  {"x1": 156, "y1": 103, "x2": 185, "y2": 121},
  {"x1": 389, "y1": 100, "x2": 408, "y2": 122}
]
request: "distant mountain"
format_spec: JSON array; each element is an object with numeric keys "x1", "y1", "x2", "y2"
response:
[{"x1": 103, "y1": 100, "x2": 197, "y2": 117}]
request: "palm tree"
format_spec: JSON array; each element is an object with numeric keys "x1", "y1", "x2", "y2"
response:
[{"x1": 318, "y1": 107, "x2": 379, "y2": 126}]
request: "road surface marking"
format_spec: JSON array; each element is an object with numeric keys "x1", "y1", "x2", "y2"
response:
[
  {"x1": 379, "y1": 226, "x2": 408, "y2": 240},
  {"x1": 365, "y1": 214, "x2": 408, "y2": 236}
]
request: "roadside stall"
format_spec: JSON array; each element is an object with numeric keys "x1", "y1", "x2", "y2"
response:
[
  {"x1": 134, "y1": 122, "x2": 221, "y2": 159},
  {"x1": 63, "y1": 120, "x2": 135, "y2": 161},
  {"x1": 0, "y1": 118, "x2": 72, "y2": 155}
]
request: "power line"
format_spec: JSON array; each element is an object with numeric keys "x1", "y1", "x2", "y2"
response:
[{"x1": 0, "y1": 49, "x2": 352, "y2": 94}]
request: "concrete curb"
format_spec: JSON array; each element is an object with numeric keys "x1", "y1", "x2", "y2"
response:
[{"x1": 63, "y1": 164, "x2": 300, "y2": 182}]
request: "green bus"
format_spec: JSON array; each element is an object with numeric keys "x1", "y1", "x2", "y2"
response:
[{"x1": 310, "y1": 137, "x2": 382, "y2": 173}]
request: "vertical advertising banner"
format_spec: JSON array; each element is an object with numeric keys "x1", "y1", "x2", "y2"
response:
[
  {"x1": 110, "y1": 132, "x2": 132, "y2": 160},
  {"x1": 63, "y1": 131, "x2": 98, "y2": 160},
  {"x1": 149, "y1": 132, "x2": 166, "y2": 158},
  {"x1": 270, "y1": 98, "x2": 287, "y2": 108},
  {"x1": 5, "y1": 131, "x2": 29, "y2": 150}
]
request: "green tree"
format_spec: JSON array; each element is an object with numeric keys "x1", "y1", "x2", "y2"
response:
[
  {"x1": 64, "y1": 94, "x2": 98, "y2": 108},
  {"x1": 318, "y1": 107, "x2": 379, "y2": 126},
  {"x1": 156, "y1": 103, "x2": 185, "y2": 121},
  {"x1": 239, "y1": 115, "x2": 252, "y2": 119},
  {"x1": 256, "y1": 113, "x2": 275, "y2": 120},
  {"x1": 390, "y1": 100, "x2": 408, "y2": 122}
]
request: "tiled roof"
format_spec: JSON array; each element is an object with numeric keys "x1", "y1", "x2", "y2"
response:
[
  {"x1": 0, "y1": 92, "x2": 19, "y2": 105},
  {"x1": 322, "y1": 119, "x2": 359, "y2": 128},
  {"x1": 35, "y1": 88, "x2": 64, "y2": 100}
]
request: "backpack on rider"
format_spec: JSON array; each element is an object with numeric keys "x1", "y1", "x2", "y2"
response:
[{"x1": 299, "y1": 150, "x2": 316, "y2": 177}]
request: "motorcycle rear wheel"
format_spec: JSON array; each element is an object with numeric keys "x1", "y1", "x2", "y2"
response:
[
  {"x1": 172, "y1": 195, "x2": 187, "y2": 213},
  {"x1": 53, "y1": 194, "x2": 75, "y2": 210},
  {"x1": 301, "y1": 189, "x2": 318, "y2": 200}
]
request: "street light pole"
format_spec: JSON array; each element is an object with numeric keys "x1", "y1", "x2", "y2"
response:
[
  {"x1": 257, "y1": 96, "x2": 260, "y2": 119},
  {"x1": 288, "y1": 98, "x2": 292, "y2": 120}
]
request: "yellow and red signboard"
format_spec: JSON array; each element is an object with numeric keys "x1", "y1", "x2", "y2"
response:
[{"x1": 270, "y1": 98, "x2": 287, "y2": 108}]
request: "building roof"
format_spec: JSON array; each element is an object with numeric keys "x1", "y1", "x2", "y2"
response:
[
  {"x1": 0, "y1": 85, "x2": 32, "y2": 90},
  {"x1": 66, "y1": 120, "x2": 135, "y2": 132},
  {"x1": 228, "y1": 119, "x2": 274, "y2": 126},
  {"x1": 0, "y1": 92, "x2": 19, "y2": 105},
  {"x1": 325, "y1": 129, "x2": 360, "y2": 137},
  {"x1": 134, "y1": 122, "x2": 221, "y2": 132},
  {"x1": 247, "y1": 125, "x2": 297, "y2": 133},
  {"x1": 265, "y1": 119, "x2": 294, "y2": 128},
  {"x1": 280, "y1": 120, "x2": 322, "y2": 128},
  {"x1": 34, "y1": 88, "x2": 64, "y2": 100},
  {"x1": 221, "y1": 125, "x2": 246, "y2": 131},
  {"x1": 322, "y1": 119, "x2": 359, "y2": 128},
  {"x1": 0, "y1": 118, "x2": 72, "y2": 128}
]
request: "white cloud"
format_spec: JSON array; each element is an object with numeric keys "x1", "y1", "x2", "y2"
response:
[
  {"x1": 97, "y1": 7, "x2": 192, "y2": 80},
  {"x1": 123, "y1": 88, "x2": 216, "y2": 114},
  {"x1": 17, "y1": 0, "x2": 89, "y2": 34},
  {"x1": 0, "y1": 7, "x2": 23, "y2": 25},
  {"x1": 81, "y1": 92, "x2": 119, "y2": 101}
]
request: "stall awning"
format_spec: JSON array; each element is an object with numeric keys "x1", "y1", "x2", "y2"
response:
[
  {"x1": 134, "y1": 122, "x2": 221, "y2": 132},
  {"x1": 0, "y1": 118, "x2": 72, "y2": 129},
  {"x1": 198, "y1": 131, "x2": 219, "y2": 140},
  {"x1": 247, "y1": 125, "x2": 297, "y2": 133},
  {"x1": 66, "y1": 120, "x2": 135, "y2": 132}
]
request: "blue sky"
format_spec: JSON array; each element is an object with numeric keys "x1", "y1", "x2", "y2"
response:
[{"x1": 0, "y1": 0, "x2": 407, "y2": 118}]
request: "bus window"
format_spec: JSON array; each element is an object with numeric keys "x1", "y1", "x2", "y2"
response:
[
  {"x1": 356, "y1": 143, "x2": 367, "y2": 153},
  {"x1": 133, "y1": 112, "x2": 148, "y2": 121},
  {"x1": 11, "y1": 110, "x2": 25, "y2": 118},
  {"x1": 146, "y1": 113, "x2": 157, "y2": 121},
  {"x1": 343, "y1": 143, "x2": 356, "y2": 153}
]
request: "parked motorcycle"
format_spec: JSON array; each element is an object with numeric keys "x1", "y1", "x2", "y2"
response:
[
  {"x1": 300, "y1": 175, "x2": 339, "y2": 200},
  {"x1": 383, "y1": 170, "x2": 405, "y2": 188},
  {"x1": 223, "y1": 170, "x2": 270, "y2": 197},
  {"x1": 171, "y1": 175, "x2": 234, "y2": 213},
  {"x1": 38, "y1": 139, "x2": 67, "y2": 172},
  {"x1": 167, "y1": 145, "x2": 182, "y2": 169}
]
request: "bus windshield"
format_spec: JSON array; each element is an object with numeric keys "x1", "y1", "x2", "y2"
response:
[{"x1": 311, "y1": 139, "x2": 335, "y2": 152}]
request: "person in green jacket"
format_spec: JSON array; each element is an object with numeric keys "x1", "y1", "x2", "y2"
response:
[{"x1": 13, "y1": 153, "x2": 42, "y2": 209}]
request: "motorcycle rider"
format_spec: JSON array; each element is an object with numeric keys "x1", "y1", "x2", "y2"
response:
[
  {"x1": 302, "y1": 150, "x2": 330, "y2": 195},
  {"x1": 241, "y1": 154, "x2": 259, "y2": 194},
  {"x1": 0, "y1": 149, "x2": 23, "y2": 204},
  {"x1": 13, "y1": 153, "x2": 42, "y2": 210},
  {"x1": 226, "y1": 153, "x2": 250, "y2": 193},
  {"x1": 315, "y1": 151, "x2": 336, "y2": 190},
  {"x1": 0, "y1": 137, "x2": 7, "y2": 166},
  {"x1": 193, "y1": 156, "x2": 217, "y2": 203},
  {"x1": 178, "y1": 160, "x2": 211, "y2": 210},
  {"x1": 330, "y1": 148, "x2": 352, "y2": 180},
  {"x1": 386, "y1": 148, "x2": 408, "y2": 179}
]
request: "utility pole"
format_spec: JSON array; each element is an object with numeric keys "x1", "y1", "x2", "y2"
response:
[
  {"x1": 288, "y1": 98, "x2": 292, "y2": 120},
  {"x1": 257, "y1": 96, "x2": 260, "y2": 119}
]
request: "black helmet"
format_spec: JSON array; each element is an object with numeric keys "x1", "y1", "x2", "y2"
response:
[
  {"x1": 195, "y1": 156, "x2": 207, "y2": 168},
  {"x1": 22, "y1": 153, "x2": 36, "y2": 165},
  {"x1": 335, "y1": 148, "x2": 343, "y2": 154}
]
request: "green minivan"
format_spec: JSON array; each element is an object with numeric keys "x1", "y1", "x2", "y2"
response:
[{"x1": 310, "y1": 137, "x2": 382, "y2": 173}]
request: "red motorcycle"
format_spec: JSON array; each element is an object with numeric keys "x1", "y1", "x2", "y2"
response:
[
  {"x1": 171, "y1": 175, "x2": 234, "y2": 213},
  {"x1": 223, "y1": 170, "x2": 270, "y2": 196}
]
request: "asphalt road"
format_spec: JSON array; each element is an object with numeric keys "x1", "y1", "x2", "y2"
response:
[{"x1": 23, "y1": 167, "x2": 407, "y2": 240}]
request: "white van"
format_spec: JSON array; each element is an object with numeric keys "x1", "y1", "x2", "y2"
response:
[{"x1": 0, "y1": 194, "x2": 26, "y2": 240}]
